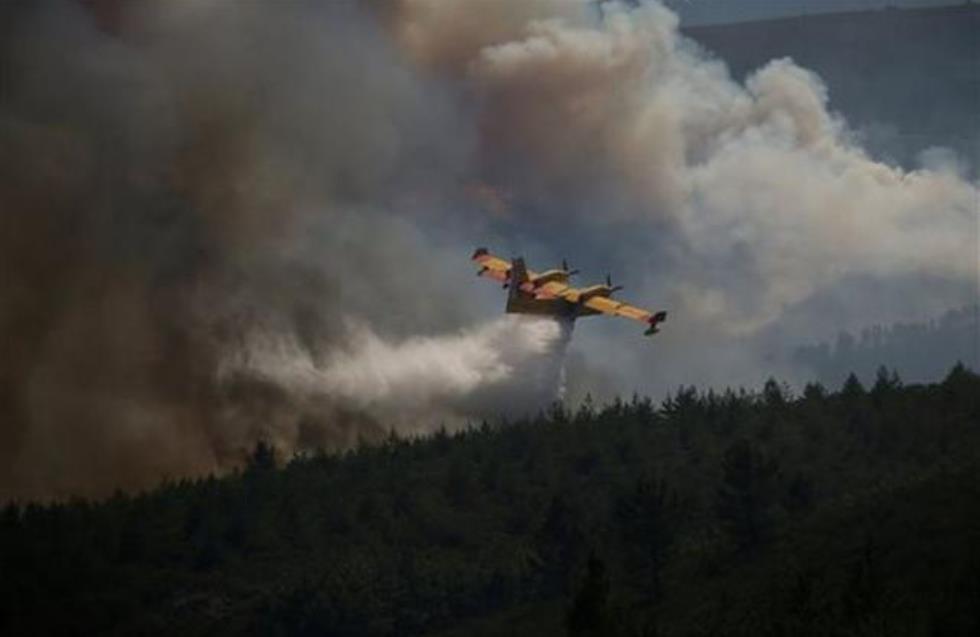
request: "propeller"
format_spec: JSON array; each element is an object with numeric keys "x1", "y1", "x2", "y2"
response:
[
  {"x1": 561, "y1": 258, "x2": 579, "y2": 276},
  {"x1": 605, "y1": 273, "x2": 623, "y2": 293}
]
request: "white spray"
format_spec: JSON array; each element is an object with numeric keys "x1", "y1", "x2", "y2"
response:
[{"x1": 222, "y1": 315, "x2": 575, "y2": 439}]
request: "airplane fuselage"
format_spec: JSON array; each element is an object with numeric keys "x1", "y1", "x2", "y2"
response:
[{"x1": 529, "y1": 269, "x2": 571, "y2": 286}]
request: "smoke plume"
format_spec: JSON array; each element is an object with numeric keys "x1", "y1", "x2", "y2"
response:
[
  {"x1": 224, "y1": 316, "x2": 572, "y2": 435},
  {"x1": 1, "y1": 0, "x2": 976, "y2": 499}
]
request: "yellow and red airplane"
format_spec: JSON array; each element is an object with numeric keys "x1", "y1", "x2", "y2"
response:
[{"x1": 472, "y1": 247, "x2": 667, "y2": 337}]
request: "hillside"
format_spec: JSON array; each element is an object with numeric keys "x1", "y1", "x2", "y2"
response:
[
  {"x1": 795, "y1": 305, "x2": 980, "y2": 387},
  {"x1": 3, "y1": 364, "x2": 978, "y2": 636},
  {"x1": 685, "y1": 3, "x2": 980, "y2": 169}
]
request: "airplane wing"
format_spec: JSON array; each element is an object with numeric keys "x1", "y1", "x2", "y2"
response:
[
  {"x1": 583, "y1": 296, "x2": 667, "y2": 335},
  {"x1": 534, "y1": 281, "x2": 667, "y2": 335},
  {"x1": 472, "y1": 248, "x2": 538, "y2": 283}
]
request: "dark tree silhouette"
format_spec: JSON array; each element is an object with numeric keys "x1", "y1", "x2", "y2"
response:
[
  {"x1": 566, "y1": 553, "x2": 613, "y2": 637},
  {"x1": 716, "y1": 438, "x2": 777, "y2": 551}
]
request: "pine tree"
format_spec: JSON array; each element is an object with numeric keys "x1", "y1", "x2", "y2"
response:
[
  {"x1": 716, "y1": 438, "x2": 776, "y2": 551},
  {"x1": 566, "y1": 553, "x2": 613, "y2": 637}
]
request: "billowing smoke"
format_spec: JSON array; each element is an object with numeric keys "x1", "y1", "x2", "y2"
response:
[
  {"x1": 393, "y1": 0, "x2": 976, "y2": 393},
  {"x1": 223, "y1": 316, "x2": 572, "y2": 436},
  {"x1": 1, "y1": 0, "x2": 975, "y2": 499}
]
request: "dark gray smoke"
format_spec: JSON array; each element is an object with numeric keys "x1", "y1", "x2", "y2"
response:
[
  {"x1": 0, "y1": 0, "x2": 484, "y2": 500},
  {"x1": 1, "y1": 0, "x2": 975, "y2": 500}
]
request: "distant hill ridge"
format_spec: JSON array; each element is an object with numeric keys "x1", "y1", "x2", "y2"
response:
[
  {"x1": 684, "y1": 2, "x2": 980, "y2": 170},
  {"x1": 682, "y1": 2, "x2": 979, "y2": 31}
]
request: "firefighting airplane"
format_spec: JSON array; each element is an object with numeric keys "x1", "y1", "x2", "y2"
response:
[{"x1": 472, "y1": 248, "x2": 667, "y2": 337}]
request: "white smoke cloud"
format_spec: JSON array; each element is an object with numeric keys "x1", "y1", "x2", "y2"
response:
[
  {"x1": 425, "y1": 0, "x2": 978, "y2": 392},
  {"x1": 463, "y1": 2, "x2": 976, "y2": 322},
  {"x1": 221, "y1": 315, "x2": 573, "y2": 436}
]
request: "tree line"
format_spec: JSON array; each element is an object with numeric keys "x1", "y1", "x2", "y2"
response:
[{"x1": 2, "y1": 364, "x2": 978, "y2": 636}]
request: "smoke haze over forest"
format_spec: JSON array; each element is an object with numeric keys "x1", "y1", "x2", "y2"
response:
[{"x1": 0, "y1": 0, "x2": 976, "y2": 500}]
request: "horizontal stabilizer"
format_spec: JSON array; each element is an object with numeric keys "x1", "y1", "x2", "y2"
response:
[{"x1": 644, "y1": 311, "x2": 668, "y2": 336}]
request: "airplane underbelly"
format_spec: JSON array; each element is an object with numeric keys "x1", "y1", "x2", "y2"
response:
[
  {"x1": 504, "y1": 297, "x2": 602, "y2": 320},
  {"x1": 505, "y1": 297, "x2": 575, "y2": 317}
]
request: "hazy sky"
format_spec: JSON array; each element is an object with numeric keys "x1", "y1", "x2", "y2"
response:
[
  {"x1": 2, "y1": 0, "x2": 975, "y2": 499},
  {"x1": 663, "y1": 0, "x2": 967, "y2": 24}
]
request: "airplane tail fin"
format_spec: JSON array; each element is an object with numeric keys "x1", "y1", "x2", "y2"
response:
[
  {"x1": 644, "y1": 311, "x2": 668, "y2": 336},
  {"x1": 510, "y1": 257, "x2": 529, "y2": 286},
  {"x1": 506, "y1": 257, "x2": 530, "y2": 307}
]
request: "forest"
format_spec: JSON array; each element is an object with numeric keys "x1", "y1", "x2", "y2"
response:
[
  {"x1": 2, "y1": 363, "x2": 978, "y2": 636},
  {"x1": 794, "y1": 306, "x2": 979, "y2": 387}
]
